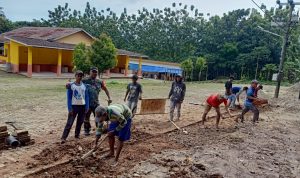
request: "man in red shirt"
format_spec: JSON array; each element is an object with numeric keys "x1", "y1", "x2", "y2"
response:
[{"x1": 201, "y1": 94, "x2": 232, "y2": 129}]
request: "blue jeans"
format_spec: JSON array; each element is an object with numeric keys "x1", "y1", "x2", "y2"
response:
[{"x1": 241, "y1": 104, "x2": 259, "y2": 122}]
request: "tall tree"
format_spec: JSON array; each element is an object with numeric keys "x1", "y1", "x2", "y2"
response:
[
  {"x1": 195, "y1": 57, "x2": 207, "y2": 81},
  {"x1": 72, "y1": 43, "x2": 92, "y2": 74},
  {"x1": 89, "y1": 33, "x2": 117, "y2": 75}
]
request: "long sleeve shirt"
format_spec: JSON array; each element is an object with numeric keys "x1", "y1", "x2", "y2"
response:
[
  {"x1": 67, "y1": 82, "x2": 89, "y2": 112},
  {"x1": 168, "y1": 81, "x2": 186, "y2": 102},
  {"x1": 96, "y1": 104, "x2": 132, "y2": 136}
]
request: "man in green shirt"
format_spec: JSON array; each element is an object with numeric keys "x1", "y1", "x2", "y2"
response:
[
  {"x1": 82, "y1": 67, "x2": 112, "y2": 136},
  {"x1": 94, "y1": 104, "x2": 132, "y2": 164}
]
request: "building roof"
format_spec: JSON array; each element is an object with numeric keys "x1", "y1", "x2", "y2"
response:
[
  {"x1": 0, "y1": 27, "x2": 94, "y2": 43},
  {"x1": 1, "y1": 27, "x2": 149, "y2": 58},
  {"x1": 117, "y1": 49, "x2": 148, "y2": 59},
  {"x1": 6, "y1": 36, "x2": 75, "y2": 50}
]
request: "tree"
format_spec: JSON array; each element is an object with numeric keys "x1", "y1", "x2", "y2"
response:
[
  {"x1": 89, "y1": 33, "x2": 117, "y2": 75},
  {"x1": 263, "y1": 64, "x2": 277, "y2": 81},
  {"x1": 73, "y1": 43, "x2": 92, "y2": 74},
  {"x1": 180, "y1": 59, "x2": 193, "y2": 80},
  {"x1": 195, "y1": 57, "x2": 207, "y2": 81},
  {"x1": 0, "y1": 7, "x2": 4, "y2": 17}
]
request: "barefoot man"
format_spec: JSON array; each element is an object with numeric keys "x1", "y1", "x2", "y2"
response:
[
  {"x1": 201, "y1": 94, "x2": 232, "y2": 129},
  {"x1": 94, "y1": 104, "x2": 132, "y2": 165}
]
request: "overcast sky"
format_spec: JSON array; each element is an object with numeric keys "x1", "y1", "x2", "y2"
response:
[{"x1": 1, "y1": 0, "x2": 278, "y2": 21}]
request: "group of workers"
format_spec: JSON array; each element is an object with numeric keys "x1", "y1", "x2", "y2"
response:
[{"x1": 60, "y1": 67, "x2": 263, "y2": 165}]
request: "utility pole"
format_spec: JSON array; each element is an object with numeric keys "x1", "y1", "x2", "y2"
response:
[{"x1": 274, "y1": 0, "x2": 298, "y2": 98}]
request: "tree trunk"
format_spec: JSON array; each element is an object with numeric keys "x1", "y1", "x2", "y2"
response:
[
  {"x1": 198, "y1": 70, "x2": 202, "y2": 81},
  {"x1": 206, "y1": 66, "x2": 208, "y2": 81},
  {"x1": 255, "y1": 58, "x2": 259, "y2": 80}
]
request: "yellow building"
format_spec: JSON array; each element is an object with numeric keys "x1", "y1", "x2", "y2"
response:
[{"x1": 0, "y1": 27, "x2": 181, "y2": 78}]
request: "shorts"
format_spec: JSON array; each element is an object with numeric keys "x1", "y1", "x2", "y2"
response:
[{"x1": 108, "y1": 118, "x2": 132, "y2": 141}]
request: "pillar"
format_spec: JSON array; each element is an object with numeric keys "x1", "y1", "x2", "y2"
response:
[
  {"x1": 10, "y1": 41, "x2": 19, "y2": 73},
  {"x1": 57, "y1": 49, "x2": 62, "y2": 76},
  {"x1": 27, "y1": 47, "x2": 33, "y2": 77},
  {"x1": 124, "y1": 55, "x2": 129, "y2": 76},
  {"x1": 138, "y1": 57, "x2": 142, "y2": 76}
]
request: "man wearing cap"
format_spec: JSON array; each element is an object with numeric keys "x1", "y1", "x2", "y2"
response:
[
  {"x1": 124, "y1": 74, "x2": 143, "y2": 115},
  {"x1": 168, "y1": 74, "x2": 186, "y2": 121},
  {"x1": 201, "y1": 93, "x2": 232, "y2": 129},
  {"x1": 240, "y1": 80, "x2": 260, "y2": 123},
  {"x1": 61, "y1": 70, "x2": 89, "y2": 143},
  {"x1": 94, "y1": 104, "x2": 132, "y2": 164},
  {"x1": 82, "y1": 67, "x2": 112, "y2": 136}
]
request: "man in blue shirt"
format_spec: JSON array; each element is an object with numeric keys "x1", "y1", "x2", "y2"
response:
[
  {"x1": 227, "y1": 86, "x2": 248, "y2": 108},
  {"x1": 61, "y1": 71, "x2": 89, "y2": 143},
  {"x1": 240, "y1": 80, "x2": 259, "y2": 123}
]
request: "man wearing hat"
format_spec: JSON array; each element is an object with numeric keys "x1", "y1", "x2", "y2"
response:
[
  {"x1": 240, "y1": 80, "x2": 260, "y2": 123},
  {"x1": 201, "y1": 93, "x2": 232, "y2": 129},
  {"x1": 61, "y1": 70, "x2": 89, "y2": 143},
  {"x1": 94, "y1": 104, "x2": 132, "y2": 164},
  {"x1": 82, "y1": 67, "x2": 112, "y2": 136},
  {"x1": 124, "y1": 74, "x2": 143, "y2": 115},
  {"x1": 168, "y1": 74, "x2": 186, "y2": 121}
]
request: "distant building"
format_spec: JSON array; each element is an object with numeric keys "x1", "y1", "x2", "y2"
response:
[{"x1": 0, "y1": 27, "x2": 181, "y2": 78}]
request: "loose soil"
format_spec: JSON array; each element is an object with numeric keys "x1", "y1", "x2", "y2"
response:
[{"x1": 1, "y1": 72, "x2": 299, "y2": 178}]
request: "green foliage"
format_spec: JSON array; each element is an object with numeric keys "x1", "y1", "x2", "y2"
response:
[
  {"x1": 89, "y1": 33, "x2": 117, "y2": 74},
  {"x1": 262, "y1": 63, "x2": 277, "y2": 81},
  {"x1": 2, "y1": 3, "x2": 300, "y2": 83},
  {"x1": 195, "y1": 57, "x2": 207, "y2": 81},
  {"x1": 180, "y1": 59, "x2": 193, "y2": 80},
  {"x1": 73, "y1": 43, "x2": 92, "y2": 74}
]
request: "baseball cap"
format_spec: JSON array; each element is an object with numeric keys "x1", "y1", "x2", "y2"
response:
[
  {"x1": 95, "y1": 106, "x2": 107, "y2": 123},
  {"x1": 90, "y1": 67, "x2": 98, "y2": 72},
  {"x1": 75, "y1": 70, "x2": 84, "y2": 76}
]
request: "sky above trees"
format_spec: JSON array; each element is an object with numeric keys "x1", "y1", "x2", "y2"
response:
[{"x1": 1, "y1": 0, "x2": 275, "y2": 21}]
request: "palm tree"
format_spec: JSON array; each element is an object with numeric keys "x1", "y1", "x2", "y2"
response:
[{"x1": 195, "y1": 57, "x2": 207, "y2": 81}]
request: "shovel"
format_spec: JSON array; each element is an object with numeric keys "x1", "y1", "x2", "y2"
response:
[
  {"x1": 170, "y1": 121, "x2": 188, "y2": 134},
  {"x1": 81, "y1": 135, "x2": 108, "y2": 160}
]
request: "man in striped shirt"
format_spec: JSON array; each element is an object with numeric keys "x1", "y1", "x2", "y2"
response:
[{"x1": 94, "y1": 104, "x2": 132, "y2": 164}]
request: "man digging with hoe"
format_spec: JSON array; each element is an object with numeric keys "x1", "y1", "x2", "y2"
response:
[{"x1": 94, "y1": 104, "x2": 132, "y2": 166}]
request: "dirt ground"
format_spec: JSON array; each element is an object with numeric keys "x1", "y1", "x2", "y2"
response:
[{"x1": 0, "y1": 71, "x2": 299, "y2": 178}]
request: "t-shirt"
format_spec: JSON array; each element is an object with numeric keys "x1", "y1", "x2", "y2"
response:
[
  {"x1": 245, "y1": 87, "x2": 255, "y2": 106},
  {"x1": 67, "y1": 82, "x2": 89, "y2": 112},
  {"x1": 225, "y1": 81, "x2": 232, "y2": 90},
  {"x1": 225, "y1": 80, "x2": 233, "y2": 95},
  {"x1": 127, "y1": 83, "x2": 142, "y2": 102},
  {"x1": 96, "y1": 104, "x2": 132, "y2": 136},
  {"x1": 232, "y1": 86, "x2": 241, "y2": 95},
  {"x1": 206, "y1": 94, "x2": 227, "y2": 107},
  {"x1": 168, "y1": 81, "x2": 186, "y2": 102},
  {"x1": 82, "y1": 78, "x2": 106, "y2": 107}
]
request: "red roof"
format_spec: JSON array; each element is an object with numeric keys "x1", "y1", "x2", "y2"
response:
[{"x1": 0, "y1": 27, "x2": 91, "y2": 41}]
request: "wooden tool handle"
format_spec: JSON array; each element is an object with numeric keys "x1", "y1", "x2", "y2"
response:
[{"x1": 81, "y1": 135, "x2": 108, "y2": 160}]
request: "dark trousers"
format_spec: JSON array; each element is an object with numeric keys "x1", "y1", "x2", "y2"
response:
[
  {"x1": 84, "y1": 105, "x2": 98, "y2": 133},
  {"x1": 241, "y1": 104, "x2": 259, "y2": 122},
  {"x1": 62, "y1": 105, "x2": 85, "y2": 140}
]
